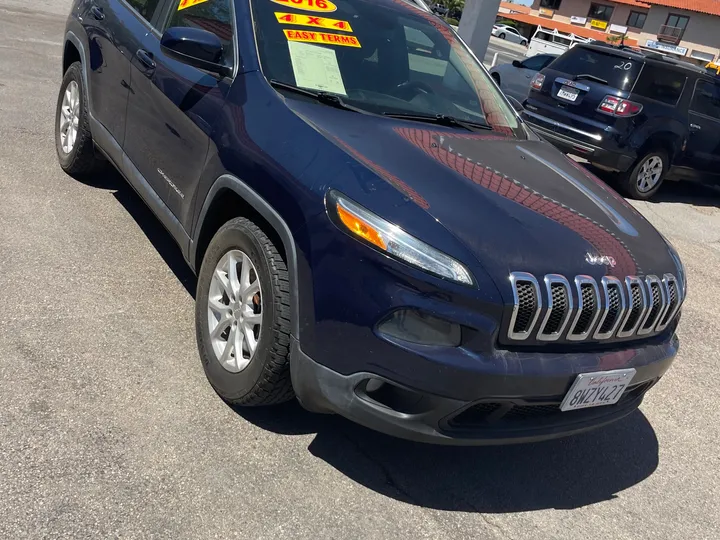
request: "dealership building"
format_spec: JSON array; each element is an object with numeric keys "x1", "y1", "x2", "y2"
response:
[{"x1": 497, "y1": 0, "x2": 720, "y2": 64}]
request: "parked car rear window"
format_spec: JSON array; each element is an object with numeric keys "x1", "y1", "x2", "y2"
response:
[
  {"x1": 690, "y1": 80, "x2": 720, "y2": 119},
  {"x1": 250, "y1": 0, "x2": 520, "y2": 134},
  {"x1": 632, "y1": 64, "x2": 686, "y2": 105},
  {"x1": 549, "y1": 47, "x2": 641, "y2": 91}
]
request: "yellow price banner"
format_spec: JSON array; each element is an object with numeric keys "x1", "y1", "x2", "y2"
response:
[
  {"x1": 271, "y1": 0, "x2": 337, "y2": 13},
  {"x1": 284, "y1": 29, "x2": 361, "y2": 47},
  {"x1": 275, "y1": 12, "x2": 353, "y2": 32},
  {"x1": 178, "y1": 0, "x2": 210, "y2": 10}
]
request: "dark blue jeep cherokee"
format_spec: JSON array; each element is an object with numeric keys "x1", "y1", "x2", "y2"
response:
[{"x1": 57, "y1": 0, "x2": 684, "y2": 444}]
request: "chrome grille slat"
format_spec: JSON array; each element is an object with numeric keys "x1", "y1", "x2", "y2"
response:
[
  {"x1": 506, "y1": 272, "x2": 682, "y2": 343},
  {"x1": 567, "y1": 276, "x2": 601, "y2": 341},
  {"x1": 594, "y1": 276, "x2": 627, "y2": 340},
  {"x1": 537, "y1": 274, "x2": 573, "y2": 341},
  {"x1": 508, "y1": 272, "x2": 542, "y2": 340}
]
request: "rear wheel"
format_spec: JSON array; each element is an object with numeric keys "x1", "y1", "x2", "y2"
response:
[
  {"x1": 619, "y1": 150, "x2": 667, "y2": 200},
  {"x1": 55, "y1": 61, "x2": 104, "y2": 176},
  {"x1": 491, "y1": 72, "x2": 501, "y2": 85},
  {"x1": 196, "y1": 217, "x2": 294, "y2": 406},
  {"x1": 499, "y1": 33, "x2": 506, "y2": 39}
]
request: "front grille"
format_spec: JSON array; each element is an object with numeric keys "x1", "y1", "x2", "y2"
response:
[
  {"x1": 507, "y1": 272, "x2": 682, "y2": 343},
  {"x1": 447, "y1": 381, "x2": 655, "y2": 430}
]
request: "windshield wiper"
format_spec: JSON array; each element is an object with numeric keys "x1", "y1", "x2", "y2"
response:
[
  {"x1": 269, "y1": 80, "x2": 366, "y2": 114},
  {"x1": 574, "y1": 73, "x2": 609, "y2": 85},
  {"x1": 381, "y1": 112, "x2": 492, "y2": 131}
]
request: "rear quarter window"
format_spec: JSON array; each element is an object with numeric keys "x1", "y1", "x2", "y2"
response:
[
  {"x1": 549, "y1": 47, "x2": 641, "y2": 91},
  {"x1": 632, "y1": 64, "x2": 687, "y2": 106}
]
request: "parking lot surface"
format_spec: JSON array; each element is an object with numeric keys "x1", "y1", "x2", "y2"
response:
[{"x1": 0, "y1": 2, "x2": 719, "y2": 539}]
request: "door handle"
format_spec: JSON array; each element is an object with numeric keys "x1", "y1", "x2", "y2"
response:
[
  {"x1": 690, "y1": 123, "x2": 702, "y2": 132},
  {"x1": 136, "y1": 49, "x2": 156, "y2": 73},
  {"x1": 90, "y1": 5, "x2": 105, "y2": 20}
]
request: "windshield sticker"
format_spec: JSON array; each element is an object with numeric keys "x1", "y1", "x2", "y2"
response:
[
  {"x1": 178, "y1": 0, "x2": 210, "y2": 10},
  {"x1": 288, "y1": 41, "x2": 347, "y2": 95},
  {"x1": 270, "y1": 0, "x2": 337, "y2": 13},
  {"x1": 275, "y1": 12, "x2": 353, "y2": 32},
  {"x1": 284, "y1": 29, "x2": 360, "y2": 48}
]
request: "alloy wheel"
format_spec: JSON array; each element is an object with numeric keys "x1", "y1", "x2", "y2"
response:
[
  {"x1": 59, "y1": 80, "x2": 80, "y2": 155},
  {"x1": 636, "y1": 156, "x2": 663, "y2": 193},
  {"x1": 207, "y1": 249, "x2": 263, "y2": 373}
]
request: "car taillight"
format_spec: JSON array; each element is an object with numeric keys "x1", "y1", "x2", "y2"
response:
[
  {"x1": 530, "y1": 73, "x2": 545, "y2": 91},
  {"x1": 597, "y1": 95, "x2": 643, "y2": 117}
]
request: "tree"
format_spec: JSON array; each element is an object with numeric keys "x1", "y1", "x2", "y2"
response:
[{"x1": 439, "y1": 0, "x2": 465, "y2": 21}]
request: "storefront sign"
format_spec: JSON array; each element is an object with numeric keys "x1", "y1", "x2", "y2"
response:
[
  {"x1": 689, "y1": 50, "x2": 715, "y2": 62},
  {"x1": 539, "y1": 7, "x2": 554, "y2": 17},
  {"x1": 570, "y1": 16, "x2": 587, "y2": 25},
  {"x1": 609, "y1": 24, "x2": 627, "y2": 34},
  {"x1": 645, "y1": 40, "x2": 688, "y2": 56},
  {"x1": 590, "y1": 19, "x2": 608, "y2": 30}
]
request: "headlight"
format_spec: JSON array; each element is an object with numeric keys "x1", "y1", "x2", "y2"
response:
[{"x1": 326, "y1": 191, "x2": 475, "y2": 286}]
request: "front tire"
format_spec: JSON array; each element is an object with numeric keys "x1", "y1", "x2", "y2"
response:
[
  {"x1": 521, "y1": 40, "x2": 528, "y2": 47},
  {"x1": 619, "y1": 150, "x2": 667, "y2": 200},
  {"x1": 196, "y1": 217, "x2": 294, "y2": 406},
  {"x1": 55, "y1": 61, "x2": 104, "y2": 176}
]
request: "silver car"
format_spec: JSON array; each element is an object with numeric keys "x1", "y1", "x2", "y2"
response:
[
  {"x1": 491, "y1": 24, "x2": 528, "y2": 46},
  {"x1": 489, "y1": 54, "x2": 557, "y2": 102}
]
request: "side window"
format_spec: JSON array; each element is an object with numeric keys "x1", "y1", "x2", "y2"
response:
[
  {"x1": 166, "y1": 0, "x2": 235, "y2": 67},
  {"x1": 521, "y1": 55, "x2": 549, "y2": 71},
  {"x1": 126, "y1": 0, "x2": 163, "y2": 21},
  {"x1": 633, "y1": 65, "x2": 686, "y2": 105},
  {"x1": 690, "y1": 80, "x2": 720, "y2": 120}
]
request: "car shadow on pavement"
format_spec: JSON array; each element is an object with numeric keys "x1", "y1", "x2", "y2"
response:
[
  {"x1": 82, "y1": 167, "x2": 197, "y2": 298},
  {"x1": 234, "y1": 400, "x2": 659, "y2": 512}
]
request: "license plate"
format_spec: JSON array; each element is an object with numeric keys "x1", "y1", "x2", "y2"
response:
[
  {"x1": 557, "y1": 86, "x2": 579, "y2": 102},
  {"x1": 560, "y1": 368, "x2": 636, "y2": 412}
]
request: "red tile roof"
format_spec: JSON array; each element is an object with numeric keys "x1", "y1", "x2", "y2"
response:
[
  {"x1": 609, "y1": 0, "x2": 651, "y2": 8},
  {"x1": 499, "y1": 1, "x2": 532, "y2": 14},
  {"x1": 643, "y1": 0, "x2": 720, "y2": 16}
]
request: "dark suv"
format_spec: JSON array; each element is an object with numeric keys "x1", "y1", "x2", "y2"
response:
[
  {"x1": 523, "y1": 43, "x2": 720, "y2": 199},
  {"x1": 56, "y1": 0, "x2": 684, "y2": 444}
]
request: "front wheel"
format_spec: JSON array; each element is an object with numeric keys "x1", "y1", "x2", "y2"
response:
[
  {"x1": 196, "y1": 217, "x2": 294, "y2": 406},
  {"x1": 521, "y1": 40, "x2": 528, "y2": 47},
  {"x1": 619, "y1": 151, "x2": 667, "y2": 200}
]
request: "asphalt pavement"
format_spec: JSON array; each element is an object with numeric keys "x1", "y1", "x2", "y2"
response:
[{"x1": 0, "y1": 2, "x2": 718, "y2": 539}]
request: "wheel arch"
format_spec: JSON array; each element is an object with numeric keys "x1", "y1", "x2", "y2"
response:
[
  {"x1": 637, "y1": 131, "x2": 681, "y2": 166},
  {"x1": 190, "y1": 175, "x2": 300, "y2": 338}
]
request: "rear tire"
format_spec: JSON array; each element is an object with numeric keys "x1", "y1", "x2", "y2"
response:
[
  {"x1": 619, "y1": 150, "x2": 667, "y2": 200},
  {"x1": 499, "y1": 33, "x2": 506, "y2": 39},
  {"x1": 196, "y1": 217, "x2": 294, "y2": 406},
  {"x1": 55, "y1": 61, "x2": 105, "y2": 177},
  {"x1": 491, "y1": 73, "x2": 501, "y2": 85}
]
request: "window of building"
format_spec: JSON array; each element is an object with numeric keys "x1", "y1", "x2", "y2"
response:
[
  {"x1": 626, "y1": 11, "x2": 647, "y2": 29},
  {"x1": 166, "y1": 0, "x2": 235, "y2": 67},
  {"x1": 665, "y1": 13, "x2": 690, "y2": 30},
  {"x1": 690, "y1": 80, "x2": 720, "y2": 120},
  {"x1": 126, "y1": 0, "x2": 163, "y2": 22},
  {"x1": 587, "y1": 3, "x2": 614, "y2": 22},
  {"x1": 540, "y1": 0, "x2": 563, "y2": 11},
  {"x1": 633, "y1": 64, "x2": 687, "y2": 106}
]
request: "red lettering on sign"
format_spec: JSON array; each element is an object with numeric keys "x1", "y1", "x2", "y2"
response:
[
  {"x1": 279, "y1": 14, "x2": 294, "y2": 21},
  {"x1": 307, "y1": 16, "x2": 321, "y2": 25}
]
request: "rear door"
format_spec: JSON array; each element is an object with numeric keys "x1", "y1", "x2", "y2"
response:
[
  {"x1": 123, "y1": 0, "x2": 235, "y2": 223},
  {"x1": 526, "y1": 46, "x2": 643, "y2": 141},
  {"x1": 685, "y1": 79, "x2": 720, "y2": 178},
  {"x1": 82, "y1": 0, "x2": 163, "y2": 149}
]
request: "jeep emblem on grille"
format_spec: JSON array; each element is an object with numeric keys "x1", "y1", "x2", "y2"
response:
[{"x1": 585, "y1": 252, "x2": 617, "y2": 267}]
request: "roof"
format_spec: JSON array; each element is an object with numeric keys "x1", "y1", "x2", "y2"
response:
[
  {"x1": 609, "y1": 0, "x2": 651, "y2": 8},
  {"x1": 642, "y1": 0, "x2": 720, "y2": 16},
  {"x1": 498, "y1": 12, "x2": 639, "y2": 46},
  {"x1": 498, "y1": 1, "x2": 532, "y2": 14}
]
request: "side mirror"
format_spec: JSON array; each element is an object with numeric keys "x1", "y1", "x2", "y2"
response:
[
  {"x1": 160, "y1": 27, "x2": 231, "y2": 77},
  {"x1": 512, "y1": 60, "x2": 523, "y2": 68},
  {"x1": 507, "y1": 96, "x2": 525, "y2": 112}
]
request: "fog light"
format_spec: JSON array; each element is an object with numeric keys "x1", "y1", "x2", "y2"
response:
[{"x1": 377, "y1": 309, "x2": 461, "y2": 347}]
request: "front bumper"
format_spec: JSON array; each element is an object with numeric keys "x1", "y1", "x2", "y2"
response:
[{"x1": 291, "y1": 334, "x2": 678, "y2": 445}]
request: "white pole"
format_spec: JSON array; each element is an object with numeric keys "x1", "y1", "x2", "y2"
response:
[{"x1": 491, "y1": 52, "x2": 499, "y2": 68}]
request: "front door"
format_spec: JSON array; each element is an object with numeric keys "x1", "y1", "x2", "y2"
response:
[
  {"x1": 686, "y1": 79, "x2": 720, "y2": 179},
  {"x1": 122, "y1": 0, "x2": 235, "y2": 225},
  {"x1": 82, "y1": 0, "x2": 163, "y2": 148}
]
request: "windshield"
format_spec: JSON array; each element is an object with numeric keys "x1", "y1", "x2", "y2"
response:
[
  {"x1": 250, "y1": 0, "x2": 521, "y2": 135},
  {"x1": 550, "y1": 47, "x2": 642, "y2": 91}
]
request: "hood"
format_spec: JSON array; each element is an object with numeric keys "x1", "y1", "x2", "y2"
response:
[{"x1": 289, "y1": 102, "x2": 679, "y2": 286}]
